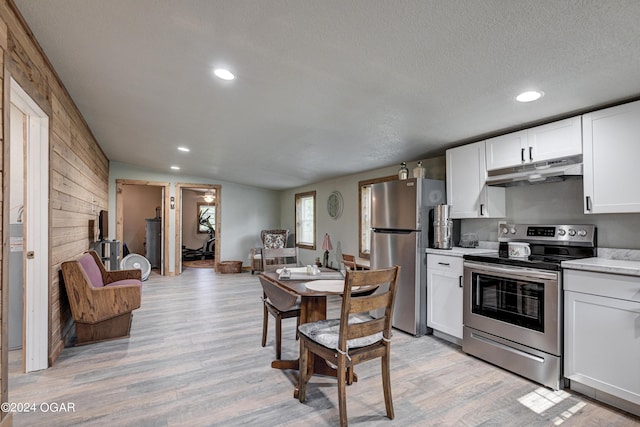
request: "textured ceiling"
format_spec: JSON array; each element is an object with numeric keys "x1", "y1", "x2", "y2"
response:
[{"x1": 12, "y1": 0, "x2": 640, "y2": 190}]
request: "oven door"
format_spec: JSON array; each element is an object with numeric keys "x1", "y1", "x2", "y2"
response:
[{"x1": 463, "y1": 261, "x2": 560, "y2": 355}]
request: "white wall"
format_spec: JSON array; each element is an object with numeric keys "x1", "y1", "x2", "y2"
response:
[
  {"x1": 279, "y1": 158, "x2": 445, "y2": 268},
  {"x1": 460, "y1": 177, "x2": 640, "y2": 249},
  {"x1": 122, "y1": 185, "x2": 163, "y2": 255},
  {"x1": 9, "y1": 104, "x2": 24, "y2": 224},
  {"x1": 109, "y1": 162, "x2": 281, "y2": 273}
]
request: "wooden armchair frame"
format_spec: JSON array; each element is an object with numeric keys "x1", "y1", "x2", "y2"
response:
[
  {"x1": 250, "y1": 229, "x2": 289, "y2": 274},
  {"x1": 61, "y1": 250, "x2": 142, "y2": 345}
]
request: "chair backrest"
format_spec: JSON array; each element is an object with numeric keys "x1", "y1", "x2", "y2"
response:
[
  {"x1": 258, "y1": 275, "x2": 299, "y2": 311},
  {"x1": 262, "y1": 247, "x2": 299, "y2": 272},
  {"x1": 339, "y1": 266, "x2": 400, "y2": 350},
  {"x1": 77, "y1": 252, "x2": 105, "y2": 288},
  {"x1": 342, "y1": 253, "x2": 357, "y2": 271},
  {"x1": 261, "y1": 229, "x2": 289, "y2": 249}
]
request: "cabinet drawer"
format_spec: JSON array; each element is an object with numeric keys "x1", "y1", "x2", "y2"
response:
[
  {"x1": 564, "y1": 269, "x2": 640, "y2": 301},
  {"x1": 427, "y1": 254, "x2": 463, "y2": 272}
]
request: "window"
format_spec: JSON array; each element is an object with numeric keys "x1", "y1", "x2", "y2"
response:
[
  {"x1": 358, "y1": 175, "x2": 397, "y2": 258},
  {"x1": 295, "y1": 191, "x2": 316, "y2": 249},
  {"x1": 198, "y1": 203, "x2": 216, "y2": 234}
]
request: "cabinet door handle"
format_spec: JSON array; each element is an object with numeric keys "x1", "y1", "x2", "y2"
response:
[
  {"x1": 529, "y1": 146, "x2": 533, "y2": 161},
  {"x1": 586, "y1": 196, "x2": 592, "y2": 211},
  {"x1": 459, "y1": 276, "x2": 463, "y2": 287},
  {"x1": 438, "y1": 262, "x2": 450, "y2": 266},
  {"x1": 480, "y1": 203, "x2": 485, "y2": 216},
  {"x1": 521, "y1": 148, "x2": 525, "y2": 162}
]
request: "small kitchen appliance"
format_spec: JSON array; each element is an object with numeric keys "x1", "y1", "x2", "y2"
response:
[
  {"x1": 462, "y1": 223, "x2": 596, "y2": 390},
  {"x1": 432, "y1": 204, "x2": 453, "y2": 249}
]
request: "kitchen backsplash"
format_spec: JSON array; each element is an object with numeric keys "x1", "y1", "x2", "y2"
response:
[{"x1": 459, "y1": 178, "x2": 640, "y2": 250}]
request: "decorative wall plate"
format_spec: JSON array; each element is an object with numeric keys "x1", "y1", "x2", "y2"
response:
[{"x1": 327, "y1": 191, "x2": 343, "y2": 219}]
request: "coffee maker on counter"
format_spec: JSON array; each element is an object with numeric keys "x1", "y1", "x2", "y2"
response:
[{"x1": 429, "y1": 204, "x2": 460, "y2": 249}]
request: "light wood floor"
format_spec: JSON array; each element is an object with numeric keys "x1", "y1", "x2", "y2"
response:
[{"x1": 8, "y1": 268, "x2": 640, "y2": 426}]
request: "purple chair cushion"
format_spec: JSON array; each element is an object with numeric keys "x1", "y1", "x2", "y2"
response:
[
  {"x1": 78, "y1": 253, "x2": 105, "y2": 288},
  {"x1": 106, "y1": 279, "x2": 142, "y2": 288}
]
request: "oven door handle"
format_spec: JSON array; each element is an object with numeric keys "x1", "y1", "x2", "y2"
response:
[{"x1": 463, "y1": 261, "x2": 559, "y2": 281}]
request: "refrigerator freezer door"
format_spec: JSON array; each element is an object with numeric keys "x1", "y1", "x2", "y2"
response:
[
  {"x1": 371, "y1": 179, "x2": 419, "y2": 230},
  {"x1": 371, "y1": 230, "x2": 425, "y2": 335},
  {"x1": 371, "y1": 178, "x2": 446, "y2": 231}
]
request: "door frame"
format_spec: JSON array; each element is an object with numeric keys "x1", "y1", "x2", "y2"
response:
[
  {"x1": 4, "y1": 77, "x2": 50, "y2": 372},
  {"x1": 175, "y1": 183, "x2": 221, "y2": 274},
  {"x1": 115, "y1": 179, "x2": 170, "y2": 275}
]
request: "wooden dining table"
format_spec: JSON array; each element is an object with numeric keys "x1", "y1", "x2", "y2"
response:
[
  {"x1": 260, "y1": 269, "x2": 345, "y2": 377},
  {"x1": 260, "y1": 269, "x2": 380, "y2": 398}
]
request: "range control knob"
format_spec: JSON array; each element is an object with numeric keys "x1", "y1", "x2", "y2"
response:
[
  {"x1": 557, "y1": 229, "x2": 567, "y2": 236},
  {"x1": 577, "y1": 229, "x2": 588, "y2": 237},
  {"x1": 510, "y1": 227, "x2": 517, "y2": 235},
  {"x1": 568, "y1": 229, "x2": 577, "y2": 236},
  {"x1": 501, "y1": 227, "x2": 509, "y2": 235}
]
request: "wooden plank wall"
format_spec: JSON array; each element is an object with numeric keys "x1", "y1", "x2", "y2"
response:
[{"x1": 0, "y1": 0, "x2": 110, "y2": 421}]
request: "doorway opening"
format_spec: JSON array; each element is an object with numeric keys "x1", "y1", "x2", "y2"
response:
[
  {"x1": 115, "y1": 180, "x2": 169, "y2": 276},
  {"x1": 5, "y1": 78, "x2": 50, "y2": 373},
  {"x1": 175, "y1": 184, "x2": 221, "y2": 273}
]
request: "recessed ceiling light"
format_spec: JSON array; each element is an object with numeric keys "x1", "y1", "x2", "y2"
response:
[
  {"x1": 170, "y1": 165, "x2": 180, "y2": 170},
  {"x1": 516, "y1": 90, "x2": 544, "y2": 103},
  {"x1": 213, "y1": 68, "x2": 235, "y2": 81},
  {"x1": 177, "y1": 146, "x2": 190, "y2": 152}
]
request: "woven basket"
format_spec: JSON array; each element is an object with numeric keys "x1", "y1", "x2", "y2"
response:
[{"x1": 218, "y1": 260, "x2": 243, "y2": 274}]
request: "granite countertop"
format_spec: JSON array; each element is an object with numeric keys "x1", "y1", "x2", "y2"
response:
[
  {"x1": 561, "y1": 257, "x2": 640, "y2": 276},
  {"x1": 425, "y1": 246, "x2": 498, "y2": 258}
]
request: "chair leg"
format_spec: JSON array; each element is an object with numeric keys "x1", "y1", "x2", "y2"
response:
[
  {"x1": 275, "y1": 315, "x2": 282, "y2": 360},
  {"x1": 381, "y1": 351, "x2": 394, "y2": 420},
  {"x1": 261, "y1": 303, "x2": 268, "y2": 348},
  {"x1": 295, "y1": 316, "x2": 300, "y2": 341},
  {"x1": 347, "y1": 366, "x2": 355, "y2": 385},
  {"x1": 298, "y1": 340, "x2": 308, "y2": 402},
  {"x1": 337, "y1": 355, "x2": 348, "y2": 427}
]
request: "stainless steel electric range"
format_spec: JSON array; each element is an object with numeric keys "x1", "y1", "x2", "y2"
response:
[{"x1": 462, "y1": 224, "x2": 597, "y2": 390}]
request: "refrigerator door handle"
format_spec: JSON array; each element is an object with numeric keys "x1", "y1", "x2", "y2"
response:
[{"x1": 372, "y1": 229, "x2": 415, "y2": 235}]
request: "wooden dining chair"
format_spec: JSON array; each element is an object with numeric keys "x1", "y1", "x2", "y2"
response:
[
  {"x1": 341, "y1": 253, "x2": 357, "y2": 271},
  {"x1": 262, "y1": 247, "x2": 299, "y2": 272},
  {"x1": 297, "y1": 266, "x2": 400, "y2": 427},
  {"x1": 260, "y1": 247, "x2": 301, "y2": 359}
]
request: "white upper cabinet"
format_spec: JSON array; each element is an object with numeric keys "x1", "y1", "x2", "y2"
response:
[
  {"x1": 446, "y1": 141, "x2": 505, "y2": 219},
  {"x1": 583, "y1": 100, "x2": 640, "y2": 214},
  {"x1": 485, "y1": 116, "x2": 582, "y2": 171},
  {"x1": 485, "y1": 130, "x2": 527, "y2": 171}
]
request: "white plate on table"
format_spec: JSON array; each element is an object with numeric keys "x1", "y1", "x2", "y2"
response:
[
  {"x1": 305, "y1": 280, "x2": 360, "y2": 293},
  {"x1": 276, "y1": 267, "x2": 308, "y2": 275}
]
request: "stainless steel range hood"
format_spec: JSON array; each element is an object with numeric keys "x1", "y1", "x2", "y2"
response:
[{"x1": 486, "y1": 155, "x2": 583, "y2": 187}]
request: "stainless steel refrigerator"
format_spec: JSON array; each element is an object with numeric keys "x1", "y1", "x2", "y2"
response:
[{"x1": 370, "y1": 178, "x2": 445, "y2": 336}]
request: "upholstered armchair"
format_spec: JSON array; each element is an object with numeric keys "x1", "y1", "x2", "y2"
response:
[
  {"x1": 250, "y1": 229, "x2": 289, "y2": 274},
  {"x1": 61, "y1": 250, "x2": 142, "y2": 345}
]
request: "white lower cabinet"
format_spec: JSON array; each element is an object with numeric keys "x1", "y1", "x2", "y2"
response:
[
  {"x1": 564, "y1": 269, "x2": 640, "y2": 413},
  {"x1": 427, "y1": 254, "x2": 463, "y2": 340}
]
